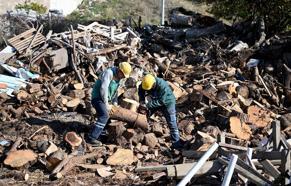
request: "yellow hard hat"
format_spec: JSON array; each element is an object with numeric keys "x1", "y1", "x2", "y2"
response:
[
  {"x1": 119, "y1": 62, "x2": 132, "y2": 78},
  {"x1": 142, "y1": 74, "x2": 156, "y2": 90}
]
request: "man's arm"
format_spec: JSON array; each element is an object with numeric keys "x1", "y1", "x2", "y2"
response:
[{"x1": 100, "y1": 69, "x2": 113, "y2": 105}]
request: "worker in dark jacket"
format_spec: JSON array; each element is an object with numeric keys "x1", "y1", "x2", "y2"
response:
[
  {"x1": 138, "y1": 74, "x2": 183, "y2": 149},
  {"x1": 87, "y1": 62, "x2": 132, "y2": 146}
]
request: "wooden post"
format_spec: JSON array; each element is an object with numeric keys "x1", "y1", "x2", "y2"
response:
[{"x1": 272, "y1": 120, "x2": 281, "y2": 151}]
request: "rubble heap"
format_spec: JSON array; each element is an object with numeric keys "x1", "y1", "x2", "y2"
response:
[{"x1": 0, "y1": 7, "x2": 290, "y2": 185}]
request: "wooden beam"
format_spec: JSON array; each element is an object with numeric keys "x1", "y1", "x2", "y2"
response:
[
  {"x1": 281, "y1": 150, "x2": 291, "y2": 185},
  {"x1": 218, "y1": 158, "x2": 269, "y2": 185},
  {"x1": 272, "y1": 120, "x2": 281, "y2": 151},
  {"x1": 259, "y1": 159, "x2": 280, "y2": 179}
]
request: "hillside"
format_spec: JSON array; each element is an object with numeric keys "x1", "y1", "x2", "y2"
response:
[{"x1": 67, "y1": 0, "x2": 212, "y2": 25}]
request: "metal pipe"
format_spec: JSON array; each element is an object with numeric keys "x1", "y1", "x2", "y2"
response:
[
  {"x1": 160, "y1": 0, "x2": 165, "y2": 25},
  {"x1": 222, "y1": 154, "x2": 238, "y2": 186},
  {"x1": 177, "y1": 142, "x2": 219, "y2": 186}
]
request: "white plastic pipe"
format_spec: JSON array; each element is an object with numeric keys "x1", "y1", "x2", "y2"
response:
[
  {"x1": 222, "y1": 154, "x2": 238, "y2": 186},
  {"x1": 160, "y1": 0, "x2": 165, "y2": 25},
  {"x1": 177, "y1": 142, "x2": 219, "y2": 186}
]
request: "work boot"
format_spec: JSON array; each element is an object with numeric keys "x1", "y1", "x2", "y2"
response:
[
  {"x1": 86, "y1": 135, "x2": 102, "y2": 147},
  {"x1": 171, "y1": 140, "x2": 185, "y2": 150}
]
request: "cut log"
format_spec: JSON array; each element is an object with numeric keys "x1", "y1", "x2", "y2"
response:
[
  {"x1": 47, "y1": 150, "x2": 67, "y2": 170},
  {"x1": 73, "y1": 83, "x2": 84, "y2": 90},
  {"x1": 106, "y1": 148, "x2": 136, "y2": 166},
  {"x1": 110, "y1": 106, "x2": 148, "y2": 130},
  {"x1": 247, "y1": 105, "x2": 273, "y2": 128},
  {"x1": 64, "y1": 132, "x2": 82, "y2": 148},
  {"x1": 66, "y1": 98, "x2": 81, "y2": 111},
  {"x1": 4, "y1": 150, "x2": 37, "y2": 168},
  {"x1": 229, "y1": 116, "x2": 252, "y2": 140},
  {"x1": 68, "y1": 90, "x2": 86, "y2": 99}
]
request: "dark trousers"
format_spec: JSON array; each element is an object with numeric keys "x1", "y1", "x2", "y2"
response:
[
  {"x1": 89, "y1": 98, "x2": 109, "y2": 140},
  {"x1": 150, "y1": 104, "x2": 180, "y2": 145}
]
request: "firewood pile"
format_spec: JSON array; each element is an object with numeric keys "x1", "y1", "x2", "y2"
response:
[{"x1": 0, "y1": 7, "x2": 290, "y2": 185}]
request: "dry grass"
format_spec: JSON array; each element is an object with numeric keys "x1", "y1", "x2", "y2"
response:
[{"x1": 67, "y1": 0, "x2": 213, "y2": 25}]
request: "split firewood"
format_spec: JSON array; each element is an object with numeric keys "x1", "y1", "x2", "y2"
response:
[
  {"x1": 229, "y1": 116, "x2": 251, "y2": 140},
  {"x1": 108, "y1": 122, "x2": 127, "y2": 137},
  {"x1": 247, "y1": 105, "x2": 273, "y2": 128},
  {"x1": 106, "y1": 148, "x2": 136, "y2": 166},
  {"x1": 52, "y1": 149, "x2": 102, "y2": 178},
  {"x1": 120, "y1": 98, "x2": 139, "y2": 112},
  {"x1": 4, "y1": 150, "x2": 37, "y2": 168}
]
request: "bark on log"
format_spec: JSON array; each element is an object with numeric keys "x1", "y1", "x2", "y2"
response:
[{"x1": 110, "y1": 106, "x2": 148, "y2": 130}]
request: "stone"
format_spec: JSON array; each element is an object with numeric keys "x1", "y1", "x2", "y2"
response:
[
  {"x1": 106, "y1": 149, "x2": 136, "y2": 166},
  {"x1": 144, "y1": 133, "x2": 158, "y2": 148}
]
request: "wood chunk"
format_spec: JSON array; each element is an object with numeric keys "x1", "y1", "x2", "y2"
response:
[
  {"x1": 108, "y1": 122, "x2": 126, "y2": 137},
  {"x1": 168, "y1": 81, "x2": 187, "y2": 100},
  {"x1": 106, "y1": 149, "x2": 136, "y2": 166},
  {"x1": 45, "y1": 142, "x2": 58, "y2": 156},
  {"x1": 113, "y1": 170, "x2": 128, "y2": 180},
  {"x1": 68, "y1": 90, "x2": 85, "y2": 99},
  {"x1": 66, "y1": 98, "x2": 80, "y2": 110},
  {"x1": 16, "y1": 90, "x2": 29, "y2": 101},
  {"x1": 73, "y1": 83, "x2": 84, "y2": 90},
  {"x1": 4, "y1": 150, "x2": 37, "y2": 168},
  {"x1": 47, "y1": 150, "x2": 67, "y2": 170},
  {"x1": 123, "y1": 129, "x2": 135, "y2": 140},
  {"x1": 27, "y1": 84, "x2": 42, "y2": 94},
  {"x1": 132, "y1": 132, "x2": 145, "y2": 145},
  {"x1": 96, "y1": 166, "x2": 114, "y2": 177},
  {"x1": 247, "y1": 105, "x2": 273, "y2": 128},
  {"x1": 64, "y1": 132, "x2": 82, "y2": 148},
  {"x1": 144, "y1": 133, "x2": 158, "y2": 148},
  {"x1": 237, "y1": 85, "x2": 249, "y2": 99},
  {"x1": 229, "y1": 116, "x2": 252, "y2": 140},
  {"x1": 120, "y1": 98, "x2": 140, "y2": 112},
  {"x1": 152, "y1": 123, "x2": 163, "y2": 136}
]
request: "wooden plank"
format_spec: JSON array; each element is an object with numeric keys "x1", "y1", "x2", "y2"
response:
[
  {"x1": 272, "y1": 120, "x2": 281, "y2": 151},
  {"x1": 167, "y1": 161, "x2": 222, "y2": 178},
  {"x1": 259, "y1": 159, "x2": 280, "y2": 179},
  {"x1": 219, "y1": 142, "x2": 248, "y2": 151},
  {"x1": 218, "y1": 158, "x2": 268, "y2": 185},
  {"x1": 254, "y1": 151, "x2": 289, "y2": 160},
  {"x1": 236, "y1": 158, "x2": 272, "y2": 184},
  {"x1": 8, "y1": 28, "x2": 36, "y2": 43},
  {"x1": 281, "y1": 150, "x2": 291, "y2": 185}
]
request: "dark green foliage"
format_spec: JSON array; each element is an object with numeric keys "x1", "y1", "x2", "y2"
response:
[
  {"x1": 205, "y1": 0, "x2": 291, "y2": 33},
  {"x1": 15, "y1": 2, "x2": 47, "y2": 14}
]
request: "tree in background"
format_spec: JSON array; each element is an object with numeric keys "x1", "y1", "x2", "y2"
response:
[{"x1": 204, "y1": 0, "x2": 290, "y2": 34}]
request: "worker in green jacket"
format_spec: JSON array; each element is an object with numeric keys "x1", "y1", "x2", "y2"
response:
[
  {"x1": 138, "y1": 74, "x2": 183, "y2": 149},
  {"x1": 87, "y1": 62, "x2": 132, "y2": 146}
]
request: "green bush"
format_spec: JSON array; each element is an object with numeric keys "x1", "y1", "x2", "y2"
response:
[
  {"x1": 204, "y1": 0, "x2": 291, "y2": 33},
  {"x1": 15, "y1": 2, "x2": 47, "y2": 14}
]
